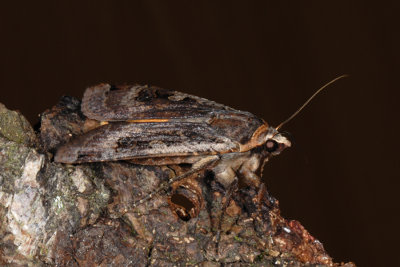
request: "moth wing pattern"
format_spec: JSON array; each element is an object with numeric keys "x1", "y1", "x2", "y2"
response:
[
  {"x1": 55, "y1": 121, "x2": 242, "y2": 163},
  {"x1": 81, "y1": 83, "x2": 235, "y2": 121},
  {"x1": 55, "y1": 83, "x2": 269, "y2": 164}
]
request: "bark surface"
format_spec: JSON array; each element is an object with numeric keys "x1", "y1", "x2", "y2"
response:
[{"x1": 0, "y1": 99, "x2": 355, "y2": 266}]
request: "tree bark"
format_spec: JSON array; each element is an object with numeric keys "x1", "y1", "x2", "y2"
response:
[{"x1": 0, "y1": 99, "x2": 355, "y2": 266}]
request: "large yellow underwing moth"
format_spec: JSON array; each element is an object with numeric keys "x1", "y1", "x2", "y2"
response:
[
  {"x1": 55, "y1": 83, "x2": 290, "y2": 164},
  {"x1": 55, "y1": 76, "x2": 347, "y2": 205}
]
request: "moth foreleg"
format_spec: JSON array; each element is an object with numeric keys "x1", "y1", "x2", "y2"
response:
[
  {"x1": 212, "y1": 151, "x2": 263, "y2": 189},
  {"x1": 237, "y1": 153, "x2": 263, "y2": 187}
]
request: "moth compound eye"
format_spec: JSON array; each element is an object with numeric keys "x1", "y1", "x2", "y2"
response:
[{"x1": 266, "y1": 139, "x2": 279, "y2": 152}]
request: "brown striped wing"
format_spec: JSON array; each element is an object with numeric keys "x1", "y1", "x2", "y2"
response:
[
  {"x1": 81, "y1": 84, "x2": 234, "y2": 121},
  {"x1": 56, "y1": 84, "x2": 267, "y2": 164},
  {"x1": 55, "y1": 121, "x2": 242, "y2": 163}
]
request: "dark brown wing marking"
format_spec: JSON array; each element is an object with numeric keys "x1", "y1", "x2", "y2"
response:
[
  {"x1": 81, "y1": 84, "x2": 235, "y2": 121},
  {"x1": 55, "y1": 121, "x2": 241, "y2": 163}
]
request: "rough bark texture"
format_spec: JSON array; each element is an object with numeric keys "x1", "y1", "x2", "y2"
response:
[{"x1": 0, "y1": 99, "x2": 356, "y2": 266}]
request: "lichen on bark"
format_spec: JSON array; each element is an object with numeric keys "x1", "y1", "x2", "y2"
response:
[{"x1": 0, "y1": 100, "x2": 355, "y2": 267}]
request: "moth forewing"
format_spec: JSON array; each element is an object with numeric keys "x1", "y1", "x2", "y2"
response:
[
  {"x1": 54, "y1": 121, "x2": 240, "y2": 163},
  {"x1": 81, "y1": 83, "x2": 233, "y2": 122},
  {"x1": 55, "y1": 93, "x2": 273, "y2": 164}
]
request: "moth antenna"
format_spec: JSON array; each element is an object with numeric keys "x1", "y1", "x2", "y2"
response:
[{"x1": 275, "y1": 74, "x2": 349, "y2": 130}]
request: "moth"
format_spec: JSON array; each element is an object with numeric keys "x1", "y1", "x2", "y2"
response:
[{"x1": 55, "y1": 76, "x2": 346, "y2": 204}]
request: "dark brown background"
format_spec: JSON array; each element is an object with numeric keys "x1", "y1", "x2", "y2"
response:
[{"x1": 0, "y1": 1, "x2": 398, "y2": 266}]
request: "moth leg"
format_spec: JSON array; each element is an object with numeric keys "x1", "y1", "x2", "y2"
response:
[
  {"x1": 132, "y1": 155, "x2": 220, "y2": 207},
  {"x1": 213, "y1": 154, "x2": 263, "y2": 253},
  {"x1": 192, "y1": 155, "x2": 220, "y2": 170},
  {"x1": 215, "y1": 175, "x2": 238, "y2": 254},
  {"x1": 238, "y1": 168, "x2": 261, "y2": 188},
  {"x1": 237, "y1": 154, "x2": 262, "y2": 188}
]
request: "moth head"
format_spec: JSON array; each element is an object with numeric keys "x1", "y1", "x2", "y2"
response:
[
  {"x1": 264, "y1": 127, "x2": 291, "y2": 156},
  {"x1": 264, "y1": 75, "x2": 349, "y2": 156}
]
